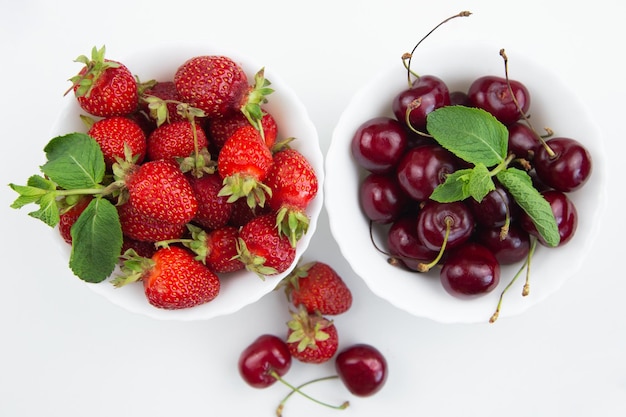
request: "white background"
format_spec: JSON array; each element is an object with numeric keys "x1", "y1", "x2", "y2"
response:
[{"x1": 1, "y1": 1, "x2": 623, "y2": 416}]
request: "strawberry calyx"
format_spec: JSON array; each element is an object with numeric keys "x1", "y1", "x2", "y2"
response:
[
  {"x1": 234, "y1": 237, "x2": 277, "y2": 279},
  {"x1": 67, "y1": 45, "x2": 120, "y2": 98},
  {"x1": 111, "y1": 249, "x2": 155, "y2": 288},
  {"x1": 218, "y1": 173, "x2": 272, "y2": 209},
  {"x1": 156, "y1": 224, "x2": 209, "y2": 264},
  {"x1": 278, "y1": 260, "x2": 315, "y2": 300},
  {"x1": 276, "y1": 206, "x2": 310, "y2": 248},
  {"x1": 241, "y1": 68, "x2": 274, "y2": 140},
  {"x1": 286, "y1": 307, "x2": 332, "y2": 353}
]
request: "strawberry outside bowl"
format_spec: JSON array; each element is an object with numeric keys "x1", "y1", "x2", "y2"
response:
[
  {"x1": 48, "y1": 43, "x2": 324, "y2": 321},
  {"x1": 325, "y1": 40, "x2": 608, "y2": 324}
]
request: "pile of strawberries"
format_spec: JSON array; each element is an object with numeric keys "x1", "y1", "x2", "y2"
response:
[{"x1": 53, "y1": 46, "x2": 319, "y2": 310}]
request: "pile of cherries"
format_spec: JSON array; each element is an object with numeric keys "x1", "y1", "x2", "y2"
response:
[{"x1": 352, "y1": 53, "x2": 593, "y2": 311}]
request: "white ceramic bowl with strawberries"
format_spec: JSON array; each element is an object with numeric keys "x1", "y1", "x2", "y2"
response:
[
  {"x1": 50, "y1": 44, "x2": 324, "y2": 320},
  {"x1": 325, "y1": 41, "x2": 607, "y2": 324}
]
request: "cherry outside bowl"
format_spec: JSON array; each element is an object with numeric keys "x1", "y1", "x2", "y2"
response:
[
  {"x1": 325, "y1": 41, "x2": 607, "y2": 324},
  {"x1": 50, "y1": 44, "x2": 324, "y2": 321}
]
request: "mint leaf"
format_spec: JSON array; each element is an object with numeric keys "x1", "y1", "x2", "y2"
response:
[
  {"x1": 426, "y1": 106, "x2": 508, "y2": 167},
  {"x1": 29, "y1": 192, "x2": 60, "y2": 227},
  {"x1": 41, "y1": 133, "x2": 106, "y2": 190},
  {"x1": 9, "y1": 175, "x2": 61, "y2": 226},
  {"x1": 69, "y1": 198, "x2": 123, "y2": 283},
  {"x1": 430, "y1": 164, "x2": 495, "y2": 203},
  {"x1": 496, "y1": 167, "x2": 560, "y2": 247}
]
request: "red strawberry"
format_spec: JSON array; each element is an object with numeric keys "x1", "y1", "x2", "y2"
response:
[
  {"x1": 174, "y1": 56, "x2": 272, "y2": 132},
  {"x1": 121, "y1": 237, "x2": 157, "y2": 259},
  {"x1": 236, "y1": 213, "x2": 296, "y2": 277},
  {"x1": 170, "y1": 224, "x2": 244, "y2": 274},
  {"x1": 217, "y1": 125, "x2": 274, "y2": 208},
  {"x1": 114, "y1": 246, "x2": 220, "y2": 310},
  {"x1": 87, "y1": 116, "x2": 147, "y2": 167},
  {"x1": 228, "y1": 197, "x2": 270, "y2": 228},
  {"x1": 146, "y1": 120, "x2": 209, "y2": 162},
  {"x1": 120, "y1": 159, "x2": 198, "y2": 225},
  {"x1": 187, "y1": 173, "x2": 232, "y2": 230},
  {"x1": 118, "y1": 202, "x2": 186, "y2": 242},
  {"x1": 69, "y1": 46, "x2": 138, "y2": 117},
  {"x1": 264, "y1": 148, "x2": 318, "y2": 246},
  {"x1": 281, "y1": 261, "x2": 352, "y2": 315},
  {"x1": 58, "y1": 196, "x2": 93, "y2": 244},
  {"x1": 286, "y1": 308, "x2": 339, "y2": 364},
  {"x1": 208, "y1": 110, "x2": 278, "y2": 149},
  {"x1": 141, "y1": 80, "x2": 186, "y2": 124}
]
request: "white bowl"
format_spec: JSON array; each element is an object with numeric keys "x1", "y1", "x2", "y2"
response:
[
  {"x1": 326, "y1": 41, "x2": 608, "y2": 324},
  {"x1": 50, "y1": 44, "x2": 324, "y2": 321}
]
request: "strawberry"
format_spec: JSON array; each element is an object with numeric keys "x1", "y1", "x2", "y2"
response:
[
  {"x1": 121, "y1": 237, "x2": 157, "y2": 259},
  {"x1": 58, "y1": 195, "x2": 93, "y2": 244},
  {"x1": 208, "y1": 110, "x2": 278, "y2": 149},
  {"x1": 286, "y1": 308, "x2": 339, "y2": 364},
  {"x1": 264, "y1": 147, "x2": 318, "y2": 246},
  {"x1": 236, "y1": 213, "x2": 296, "y2": 277},
  {"x1": 117, "y1": 202, "x2": 186, "y2": 242},
  {"x1": 68, "y1": 46, "x2": 138, "y2": 117},
  {"x1": 281, "y1": 261, "x2": 352, "y2": 315},
  {"x1": 146, "y1": 120, "x2": 209, "y2": 162},
  {"x1": 141, "y1": 80, "x2": 187, "y2": 124},
  {"x1": 187, "y1": 173, "x2": 232, "y2": 230},
  {"x1": 217, "y1": 125, "x2": 274, "y2": 208},
  {"x1": 162, "y1": 224, "x2": 244, "y2": 274},
  {"x1": 228, "y1": 197, "x2": 270, "y2": 228},
  {"x1": 114, "y1": 246, "x2": 220, "y2": 310},
  {"x1": 173, "y1": 56, "x2": 273, "y2": 133},
  {"x1": 86, "y1": 116, "x2": 147, "y2": 167},
  {"x1": 118, "y1": 159, "x2": 198, "y2": 225}
]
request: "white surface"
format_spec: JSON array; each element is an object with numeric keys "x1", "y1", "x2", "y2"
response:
[
  {"x1": 1, "y1": 1, "x2": 624, "y2": 416},
  {"x1": 326, "y1": 41, "x2": 607, "y2": 323},
  {"x1": 50, "y1": 44, "x2": 324, "y2": 321}
]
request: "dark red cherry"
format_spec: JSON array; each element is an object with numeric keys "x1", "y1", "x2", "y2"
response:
[
  {"x1": 359, "y1": 173, "x2": 409, "y2": 223},
  {"x1": 467, "y1": 75, "x2": 530, "y2": 126},
  {"x1": 396, "y1": 144, "x2": 459, "y2": 201},
  {"x1": 449, "y1": 90, "x2": 472, "y2": 106},
  {"x1": 335, "y1": 344, "x2": 388, "y2": 397},
  {"x1": 392, "y1": 75, "x2": 450, "y2": 132},
  {"x1": 238, "y1": 334, "x2": 292, "y2": 388},
  {"x1": 521, "y1": 190, "x2": 578, "y2": 247},
  {"x1": 440, "y1": 242, "x2": 501, "y2": 298},
  {"x1": 533, "y1": 137, "x2": 592, "y2": 192},
  {"x1": 474, "y1": 223, "x2": 531, "y2": 265},
  {"x1": 507, "y1": 122, "x2": 538, "y2": 161},
  {"x1": 351, "y1": 116, "x2": 408, "y2": 173},
  {"x1": 416, "y1": 201, "x2": 474, "y2": 252},
  {"x1": 387, "y1": 214, "x2": 438, "y2": 271},
  {"x1": 466, "y1": 185, "x2": 517, "y2": 229}
]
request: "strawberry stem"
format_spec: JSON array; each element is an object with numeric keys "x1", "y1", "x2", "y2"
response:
[{"x1": 271, "y1": 371, "x2": 349, "y2": 416}]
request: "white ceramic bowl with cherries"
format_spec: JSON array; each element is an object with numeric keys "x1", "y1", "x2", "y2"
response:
[
  {"x1": 326, "y1": 40, "x2": 607, "y2": 324},
  {"x1": 50, "y1": 44, "x2": 324, "y2": 321}
]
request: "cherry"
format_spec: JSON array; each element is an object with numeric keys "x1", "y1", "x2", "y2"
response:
[
  {"x1": 416, "y1": 200, "x2": 474, "y2": 252},
  {"x1": 507, "y1": 122, "x2": 538, "y2": 161},
  {"x1": 440, "y1": 242, "x2": 501, "y2": 298},
  {"x1": 238, "y1": 334, "x2": 292, "y2": 388},
  {"x1": 467, "y1": 75, "x2": 530, "y2": 125},
  {"x1": 360, "y1": 173, "x2": 409, "y2": 224},
  {"x1": 335, "y1": 344, "x2": 388, "y2": 397},
  {"x1": 392, "y1": 75, "x2": 450, "y2": 132},
  {"x1": 396, "y1": 144, "x2": 459, "y2": 201},
  {"x1": 520, "y1": 190, "x2": 578, "y2": 247},
  {"x1": 474, "y1": 223, "x2": 531, "y2": 265},
  {"x1": 449, "y1": 90, "x2": 472, "y2": 106},
  {"x1": 387, "y1": 214, "x2": 438, "y2": 271},
  {"x1": 533, "y1": 137, "x2": 592, "y2": 192},
  {"x1": 351, "y1": 116, "x2": 408, "y2": 174},
  {"x1": 466, "y1": 185, "x2": 517, "y2": 229}
]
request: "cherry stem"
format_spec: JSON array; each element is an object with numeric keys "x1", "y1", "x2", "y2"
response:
[
  {"x1": 417, "y1": 216, "x2": 453, "y2": 272},
  {"x1": 270, "y1": 371, "x2": 349, "y2": 416},
  {"x1": 489, "y1": 236, "x2": 537, "y2": 323},
  {"x1": 405, "y1": 11, "x2": 472, "y2": 87},
  {"x1": 522, "y1": 237, "x2": 537, "y2": 296},
  {"x1": 404, "y1": 99, "x2": 434, "y2": 137},
  {"x1": 494, "y1": 187, "x2": 511, "y2": 240},
  {"x1": 499, "y1": 49, "x2": 556, "y2": 158}
]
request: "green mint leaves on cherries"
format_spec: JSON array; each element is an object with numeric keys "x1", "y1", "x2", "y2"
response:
[{"x1": 426, "y1": 105, "x2": 559, "y2": 247}]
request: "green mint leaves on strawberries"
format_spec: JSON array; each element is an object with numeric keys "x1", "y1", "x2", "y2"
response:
[
  {"x1": 9, "y1": 133, "x2": 123, "y2": 282},
  {"x1": 426, "y1": 105, "x2": 560, "y2": 247}
]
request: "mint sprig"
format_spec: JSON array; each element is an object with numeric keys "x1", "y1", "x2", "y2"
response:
[
  {"x1": 9, "y1": 133, "x2": 123, "y2": 282},
  {"x1": 426, "y1": 105, "x2": 560, "y2": 247}
]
